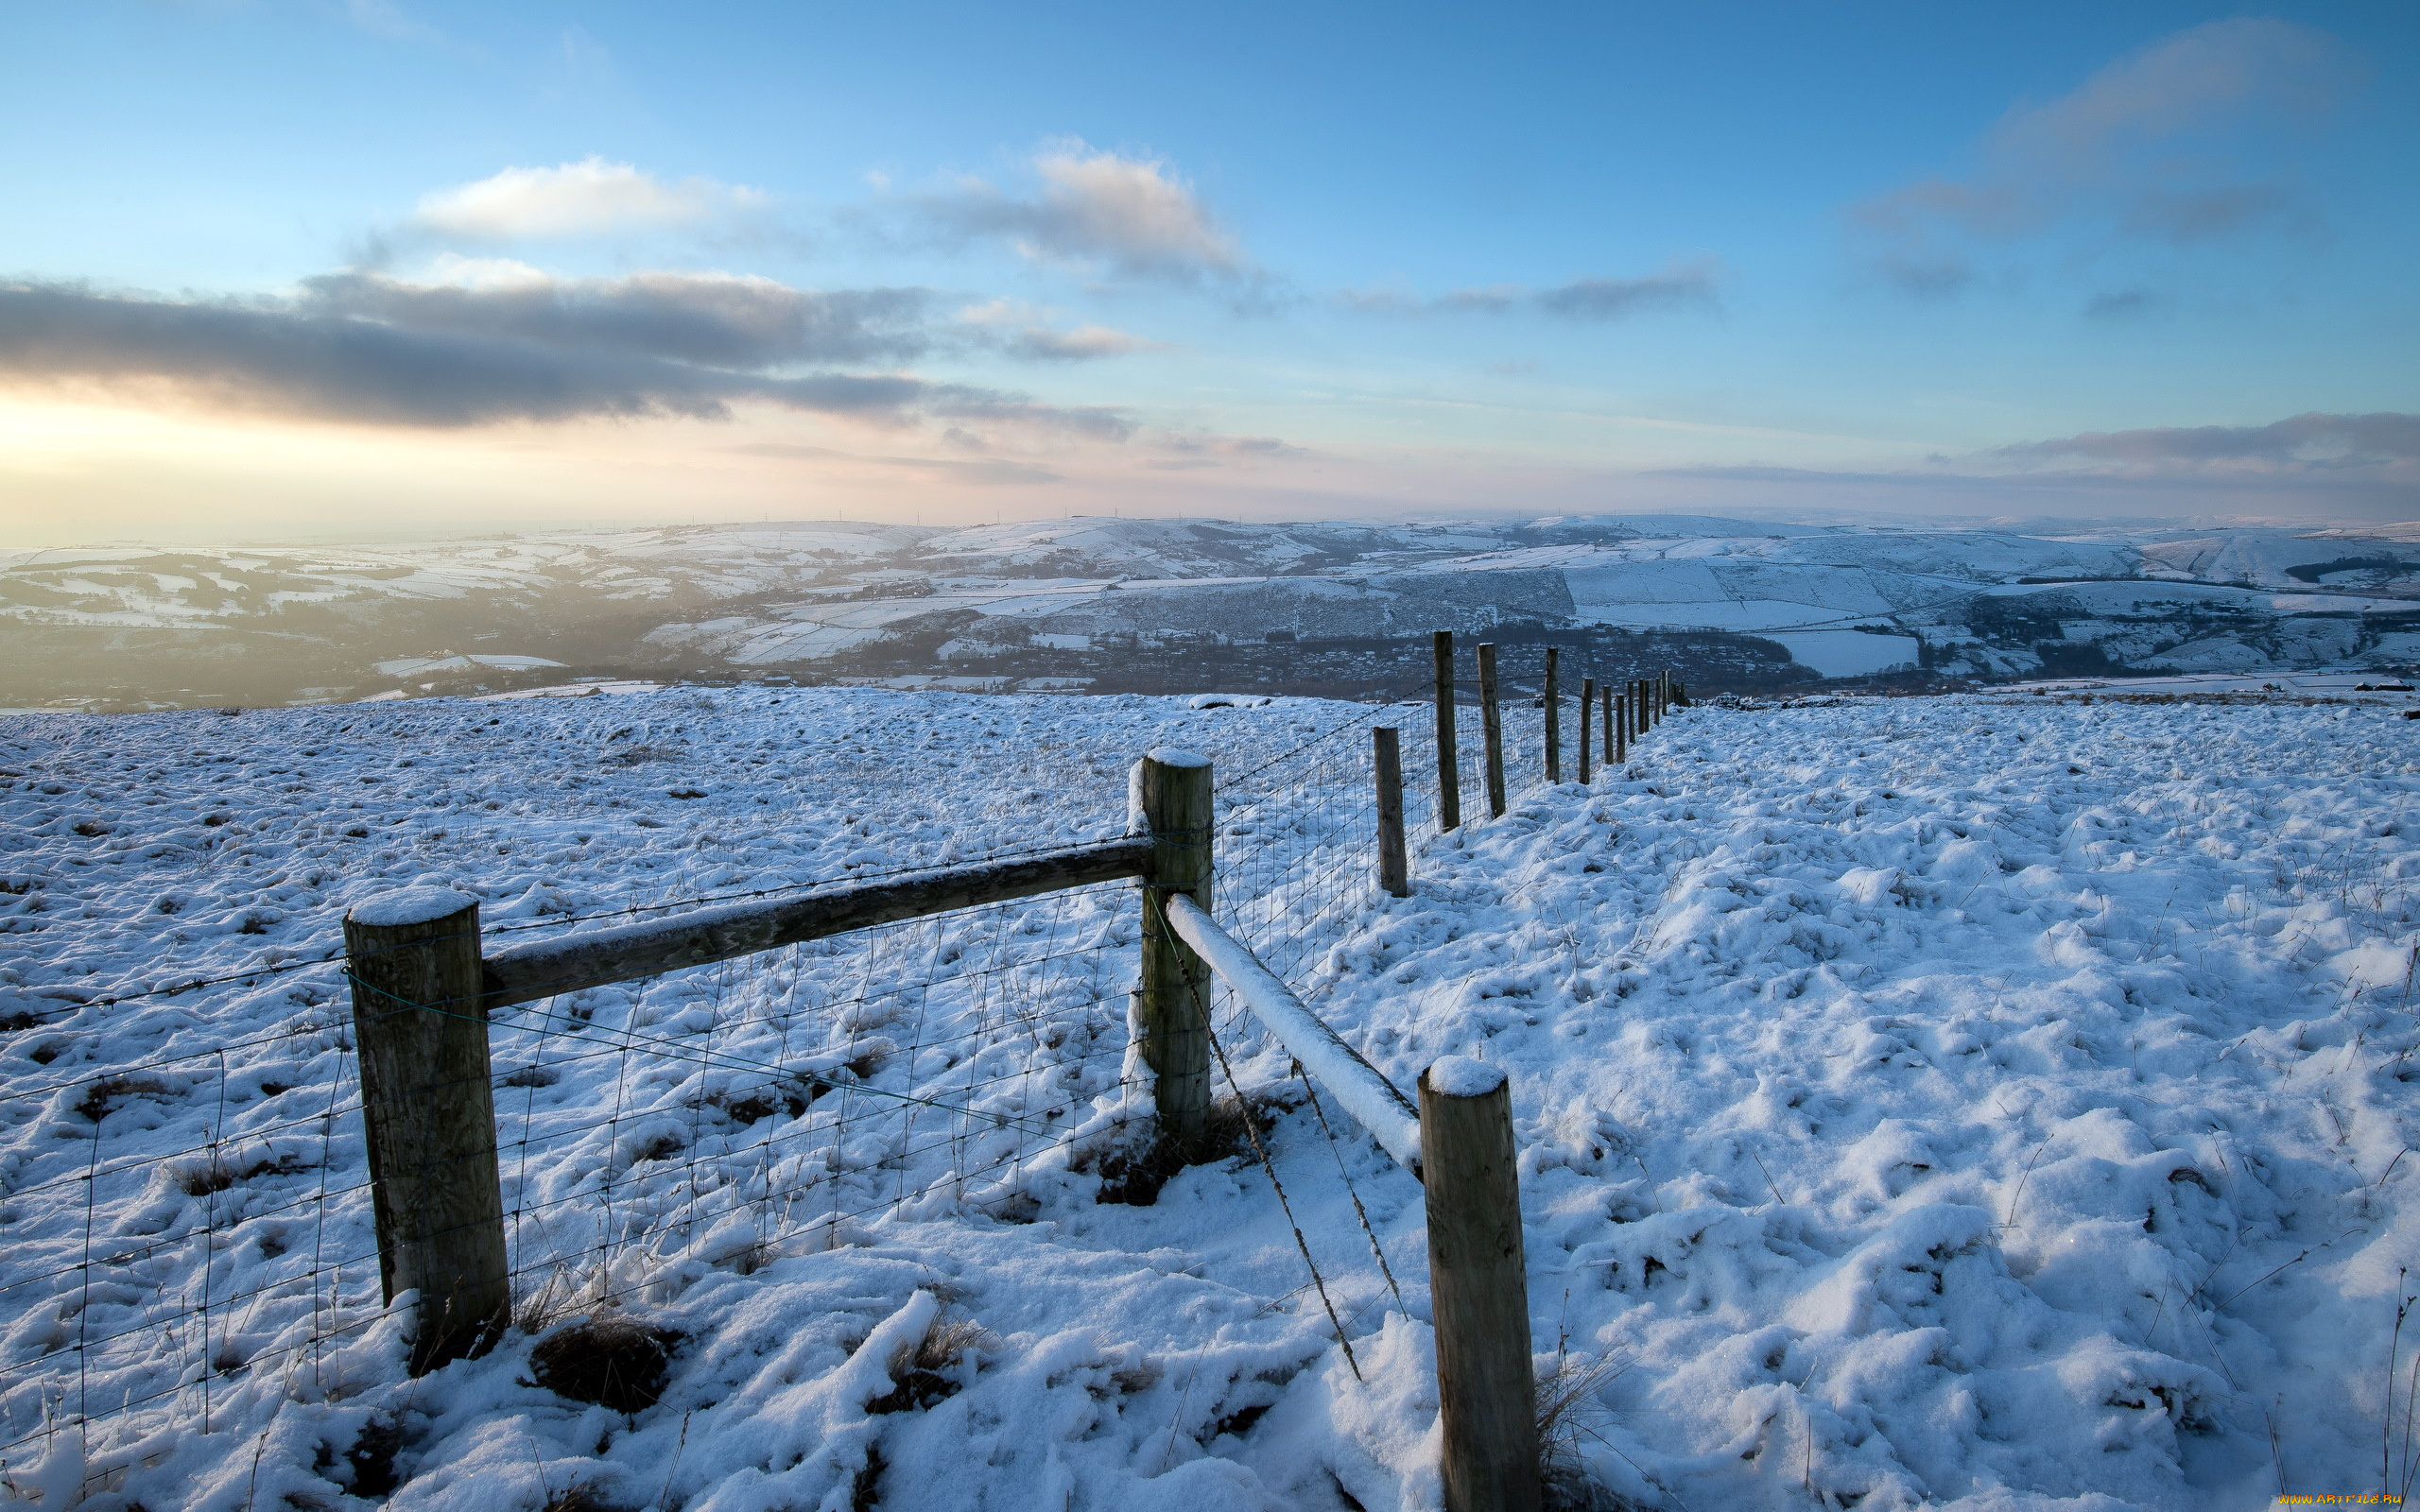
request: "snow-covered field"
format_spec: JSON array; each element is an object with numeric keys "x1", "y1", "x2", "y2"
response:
[
  {"x1": 12, "y1": 517, "x2": 2420, "y2": 711},
  {"x1": 2, "y1": 686, "x2": 2414, "y2": 1509}
]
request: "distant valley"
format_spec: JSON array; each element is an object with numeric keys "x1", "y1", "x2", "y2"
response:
[{"x1": 5, "y1": 513, "x2": 2418, "y2": 710}]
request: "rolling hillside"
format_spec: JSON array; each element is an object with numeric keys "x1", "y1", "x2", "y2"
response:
[{"x1": 5, "y1": 515, "x2": 2417, "y2": 710}]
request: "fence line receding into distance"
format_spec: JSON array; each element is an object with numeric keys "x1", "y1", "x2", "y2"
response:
[{"x1": 1, "y1": 641, "x2": 1689, "y2": 1511}]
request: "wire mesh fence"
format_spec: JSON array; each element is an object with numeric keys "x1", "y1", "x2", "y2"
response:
[
  {"x1": 0, "y1": 874, "x2": 1144, "y2": 1475},
  {"x1": 1215, "y1": 694, "x2": 1558, "y2": 994},
  {"x1": 0, "y1": 670, "x2": 1634, "y2": 1484}
]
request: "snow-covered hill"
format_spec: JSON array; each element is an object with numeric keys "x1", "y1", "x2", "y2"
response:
[
  {"x1": 6, "y1": 517, "x2": 2419, "y2": 710},
  {"x1": 2, "y1": 685, "x2": 2413, "y2": 1508}
]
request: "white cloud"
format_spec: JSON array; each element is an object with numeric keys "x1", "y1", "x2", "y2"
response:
[
  {"x1": 413, "y1": 254, "x2": 554, "y2": 290},
  {"x1": 412, "y1": 157, "x2": 769, "y2": 240},
  {"x1": 917, "y1": 141, "x2": 1244, "y2": 281}
]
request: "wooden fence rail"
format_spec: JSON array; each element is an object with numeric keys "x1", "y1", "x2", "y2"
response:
[
  {"x1": 480, "y1": 838, "x2": 1152, "y2": 1011},
  {"x1": 334, "y1": 719, "x2": 1663, "y2": 1506},
  {"x1": 1162, "y1": 892, "x2": 1422, "y2": 1174}
]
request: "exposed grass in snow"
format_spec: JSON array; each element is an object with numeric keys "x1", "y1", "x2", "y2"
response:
[{"x1": 0, "y1": 687, "x2": 2414, "y2": 1509}]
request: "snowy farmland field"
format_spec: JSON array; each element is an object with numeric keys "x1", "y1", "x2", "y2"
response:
[{"x1": 1, "y1": 685, "x2": 2415, "y2": 1510}]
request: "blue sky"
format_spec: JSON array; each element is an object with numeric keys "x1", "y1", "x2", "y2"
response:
[{"x1": 2, "y1": 1, "x2": 2413, "y2": 541}]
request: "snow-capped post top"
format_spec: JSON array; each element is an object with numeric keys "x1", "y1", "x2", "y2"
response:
[
  {"x1": 348, "y1": 886, "x2": 478, "y2": 929},
  {"x1": 1424, "y1": 1055, "x2": 1505, "y2": 1098},
  {"x1": 1132, "y1": 747, "x2": 1211, "y2": 835}
]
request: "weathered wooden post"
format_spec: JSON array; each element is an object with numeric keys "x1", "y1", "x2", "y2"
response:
[
  {"x1": 1612, "y1": 686, "x2": 1626, "y2": 765},
  {"x1": 1576, "y1": 677, "x2": 1594, "y2": 784},
  {"x1": 344, "y1": 888, "x2": 510, "y2": 1375},
  {"x1": 1477, "y1": 643, "x2": 1507, "y2": 819},
  {"x1": 1542, "y1": 647, "x2": 1562, "y2": 784},
  {"x1": 1374, "y1": 727, "x2": 1409, "y2": 898},
  {"x1": 1433, "y1": 630, "x2": 1461, "y2": 832},
  {"x1": 1421, "y1": 1057, "x2": 1541, "y2": 1512},
  {"x1": 1136, "y1": 749, "x2": 1214, "y2": 1145}
]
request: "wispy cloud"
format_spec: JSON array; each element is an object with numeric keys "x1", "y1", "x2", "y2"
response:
[
  {"x1": 2082, "y1": 287, "x2": 2161, "y2": 320},
  {"x1": 952, "y1": 299, "x2": 1163, "y2": 362},
  {"x1": 412, "y1": 158, "x2": 769, "y2": 240},
  {"x1": 342, "y1": 0, "x2": 446, "y2": 45},
  {"x1": 1647, "y1": 412, "x2": 2420, "y2": 519},
  {"x1": 910, "y1": 140, "x2": 1245, "y2": 282},
  {"x1": 1848, "y1": 18, "x2": 2360, "y2": 294},
  {"x1": 1974, "y1": 411, "x2": 2420, "y2": 475},
  {"x1": 1145, "y1": 434, "x2": 1311, "y2": 470},
  {"x1": 0, "y1": 277, "x2": 1132, "y2": 439},
  {"x1": 1343, "y1": 259, "x2": 1723, "y2": 320},
  {"x1": 732, "y1": 442, "x2": 1063, "y2": 486}
]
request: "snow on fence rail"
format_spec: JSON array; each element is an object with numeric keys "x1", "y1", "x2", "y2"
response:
[{"x1": 0, "y1": 647, "x2": 1687, "y2": 1508}]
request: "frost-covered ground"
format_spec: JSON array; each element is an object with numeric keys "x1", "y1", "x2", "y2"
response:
[{"x1": 1, "y1": 687, "x2": 2415, "y2": 1509}]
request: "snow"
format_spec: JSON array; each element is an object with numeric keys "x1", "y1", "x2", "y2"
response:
[
  {"x1": 13, "y1": 519, "x2": 2420, "y2": 707},
  {"x1": 1164, "y1": 895, "x2": 1422, "y2": 1174},
  {"x1": 1188, "y1": 694, "x2": 1275, "y2": 710},
  {"x1": 350, "y1": 886, "x2": 479, "y2": 929},
  {"x1": 1421, "y1": 1056, "x2": 1503, "y2": 1098},
  {"x1": 2, "y1": 685, "x2": 2416, "y2": 1508},
  {"x1": 371, "y1": 655, "x2": 567, "y2": 679},
  {"x1": 2006, "y1": 670, "x2": 2420, "y2": 698}
]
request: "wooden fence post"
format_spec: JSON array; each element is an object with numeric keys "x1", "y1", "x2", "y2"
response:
[
  {"x1": 1137, "y1": 749, "x2": 1214, "y2": 1146},
  {"x1": 1374, "y1": 727, "x2": 1409, "y2": 898},
  {"x1": 344, "y1": 888, "x2": 510, "y2": 1376},
  {"x1": 1477, "y1": 643, "x2": 1507, "y2": 819},
  {"x1": 1542, "y1": 647, "x2": 1561, "y2": 784},
  {"x1": 1433, "y1": 630, "x2": 1461, "y2": 833},
  {"x1": 1421, "y1": 1057, "x2": 1541, "y2": 1512},
  {"x1": 1577, "y1": 677, "x2": 1594, "y2": 784},
  {"x1": 1611, "y1": 685, "x2": 1625, "y2": 765}
]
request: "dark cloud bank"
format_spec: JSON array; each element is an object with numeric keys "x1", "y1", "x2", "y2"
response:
[{"x1": 0, "y1": 272, "x2": 1132, "y2": 437}]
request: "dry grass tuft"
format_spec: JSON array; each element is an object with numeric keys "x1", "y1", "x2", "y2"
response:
[
  {"x1": 528, "y1": 1315, "x2": 685, "y2": 1415},
  {"x1": 1535, "y1": 1350, "x2": 1642, "y2": 1512},
  {"x1": 866, "y1": 1312, "x2": 997, "y2": 1416}
]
